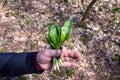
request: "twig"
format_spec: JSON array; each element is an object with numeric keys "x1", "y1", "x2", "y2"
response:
[{"x1": 81, "y1": 0, "x2": 97, "y2": 23}]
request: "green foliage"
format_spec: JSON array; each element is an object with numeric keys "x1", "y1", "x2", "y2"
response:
[
  {"x1": 51, "y1": 73, "x2": 57, "y2": 79},
  {"x1": 48, "y1": 25, "x2": 60, "y2": 49},
  {"x1": 112, "y1": 7, "x2": 120, "y2": 13},
  {"x1": 67, "y1": 68, "x2": 74, "y2": 76},
  {"x1": 47, "y1": 20, "x2": 72, "y2": 50},
  {"x1": 31, "y1": 42, "x2": 35, "y2": 48},
  {"x1": 61, "y1": 21, "x2": 72, "y2": 43},
  {"x1": 25, "y1": 18, "x2": 32, "y2": 25},
  {"x1": 47, "y1": 20, "x2": 72, "y2": 72}
]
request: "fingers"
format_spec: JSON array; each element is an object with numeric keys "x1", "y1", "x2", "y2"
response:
[
  {"x1": 68, "y1": 51, "x2": 81, "y2": 60},
  {"x1": 44, "y1": 49, "x2": 61, "y2": 57},
  {"x1": 60, "y1": 47, "x2": 68, "y2": 57},
  {"x1": 39, "y1": 62, "x2": 52, "y2": 70},
  {"x1": 61, "y1": 47, "x2": 80, "y2": 60},
  {"x1": 62, "y1": 57, "x2": 73, "y2": 61},
  {"x1": 63, "y1": 62, "x2": 78, "y2": 67}
]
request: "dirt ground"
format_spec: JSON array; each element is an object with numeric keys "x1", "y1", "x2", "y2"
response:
[{"x1": 0, "y1": 0, "x2": 120, "y2": 80}]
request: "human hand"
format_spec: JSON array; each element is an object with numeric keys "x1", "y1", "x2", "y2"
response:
[
  {"x1": 37, "y1": 47, "x2": 80, "y2": 70},
  {"x1": 60, "y1": 47, "x2": 80, "y2": 67}
]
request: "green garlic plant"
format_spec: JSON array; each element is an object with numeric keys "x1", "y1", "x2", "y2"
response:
[{"x1": 46, "y1": 20, "x2": 72, "y2": 72}]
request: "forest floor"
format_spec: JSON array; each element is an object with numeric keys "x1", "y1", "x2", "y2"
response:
[{"x1": 0, "y1": 0, "x2": 120, "y2": 80}]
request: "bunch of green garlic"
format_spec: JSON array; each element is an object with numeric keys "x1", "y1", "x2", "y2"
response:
[{"x1": 46, "y1": 20, "x2": 72, "y2": 72}]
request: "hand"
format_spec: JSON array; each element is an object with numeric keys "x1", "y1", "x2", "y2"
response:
[
  {"x1": 60, "y1": 47, "x2": 80, "y2": 67},
  {"x1": 37, "y1": 49, "x2": 61, "y2": 70},
  {"x1": 37, "y1": 47, "x2": 80, "y2": 70}
]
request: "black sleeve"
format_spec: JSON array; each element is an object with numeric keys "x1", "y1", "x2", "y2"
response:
[{"x1": 0, "y1": 52, "x2": 44, "y2": 77}]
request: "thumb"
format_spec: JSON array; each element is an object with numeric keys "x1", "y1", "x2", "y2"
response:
[
  {"x1": 60, "y1": 47, "x2": 67, "y2": 57},
  {"x1": 44, "y1": 49, "x2": 61, "y2": 57}
]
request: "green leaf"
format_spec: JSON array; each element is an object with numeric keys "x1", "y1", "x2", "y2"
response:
[
  {"x1": 46, "y1": 20, "x2": 72, "y2": 73},
  {"x1": 56, "y1": 25, "x2": 61, "y2": 38},
  {"x1": 49, "y1": 25, "x2": 60, "y2": 49},
  {"x1": 67, "y1": 68, "x2": 73, "y2": 76},
  {"x1": 112, "y1": 7, "x2": 120, "y2": 13},
  {"x1": 60, "y1": 20, "x2": 72, "y2": 44},
  {"x1": 51, "y1": 73, "x2": 57, "y2": 79},
  {"x1": 26, "y1": 18, "x2": 32, "y2": 25},
  {"x1": 31, "y1": 42, "x2": 35, "y2": 48},
  {"x1": 46, "y1": 36, "x2": 56, "y2": 49},
  {"x1": 56, "y1": 25, "x2": 61, "y2": 49}
]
